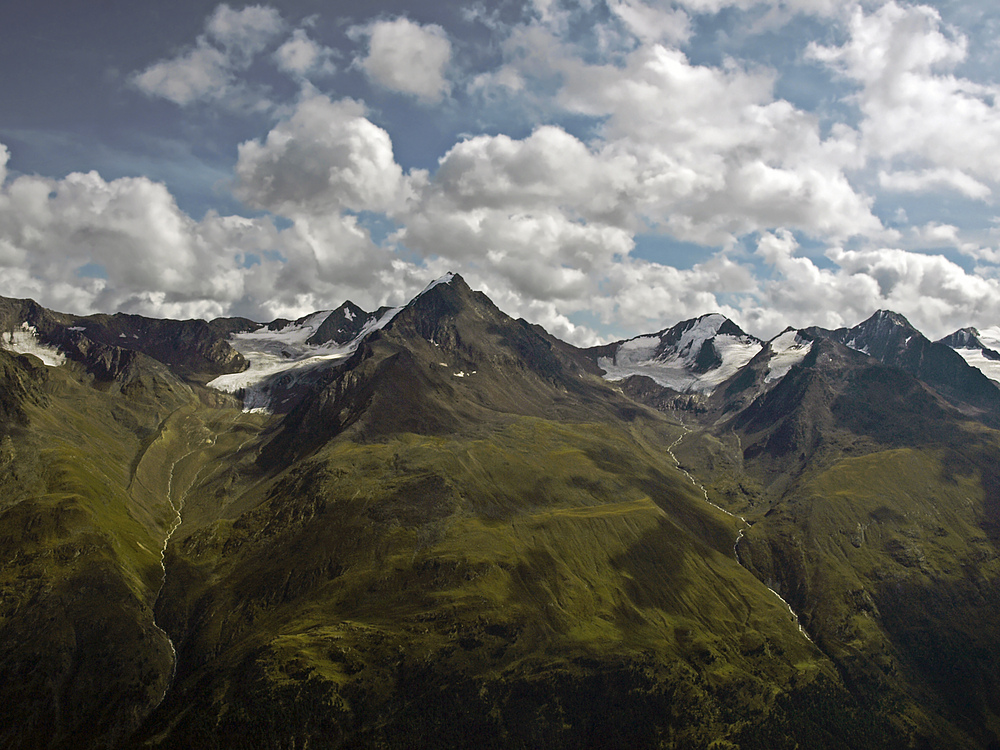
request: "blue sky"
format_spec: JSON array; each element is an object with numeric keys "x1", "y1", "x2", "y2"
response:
[{"x1": 2, "y1": 0, "x2": 1000, "y2": 344}]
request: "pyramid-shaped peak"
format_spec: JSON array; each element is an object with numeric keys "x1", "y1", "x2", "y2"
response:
[
  {"x1": 937, "y1": 327, "x2": 982, "y2": 349},
  {"x1": 865, "y1": 309, "x2": 914, "y2": 329}
]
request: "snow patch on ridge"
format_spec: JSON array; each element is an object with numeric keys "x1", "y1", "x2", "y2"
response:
[
  {"x1": 955, "y1": 347, "x2": 1000, "y2": 384},
  {"x1": 1, "y1": 323, "x2": 65, "y2": 367},
  {"x1": 765, "y1": 331, "x2": 812, "y2": 383},
  {"x1": 599, "y1": 314, "x2": 761, "y2": 394},
  {"x1": 943, "y1": 325, "x2": 1000, "y2": 384},
  {"x1": 418, "y1": 272, "x2": 455, "y2": 296},
  {"x1": 208, "y1": 306, "x2": 402, "y2": 411}
]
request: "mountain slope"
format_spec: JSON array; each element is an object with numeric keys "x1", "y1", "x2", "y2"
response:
[
  {"x1": 939, "y1": 326, "x2": 1000, "y2": 384},
  {"x1": 587, "y1": 313, "x2": 762, "y2": 395},
  {"x1": 133, "y1": 276, "x2": 917, "y2": 749},
  {"x1": 3, "y1": 287, "x2": 1000, "y2": 748},
  {"x1": 804, "y1": 310, "x2": 1000, "y2": 415},
  {"x1": 666, "y1": 333, "x2": 1000, "y2": 747}
]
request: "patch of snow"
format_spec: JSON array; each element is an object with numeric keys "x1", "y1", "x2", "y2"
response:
[
  {"x1": 1, "y1": 323, "x2": 66, "y2": 367},
  {"x1": 207, "y1": 305, "x2": 401, "y2": 411},
  {"x1": 599, "y1": 316, "x2": 761, "y2": 394},
  {"x1": 417, "y1": 272, "x2": 455, "y2": 296},
  {"x1": 955, "y1": 349, "x2": 1000, "y2": 385},
  {"x1": 343, "y1": 307, "x2": 355, "y2": 321},
  {"x1": 845, "y1": 336, "x2": 869, "y2": 355},
  {"x1": 119, "y1": 333, "x2": 127, "y2": 338},
  {"x1": 68, "y1": 326, "x2": 86, "y2": 332},
  {"x1": 765, "y1": 331, "x2": 813, "y2": 383},
  {"x1": 977, "y1": 326, "x2": 1000, "y2": 352}
]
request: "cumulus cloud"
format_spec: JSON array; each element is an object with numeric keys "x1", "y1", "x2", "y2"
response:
[
  {"x1": 0, "y1": 163, "x2": 273, "y2": 317},
  {"x1": 810, "y1": 2, "x2": 1000, "y2": 196},
  {"x1": 132, "y1": 4, "x2": 283, "y2": 106},
  {"x1": 274, "y1": 28, "x2": 335, "y2": 77},
  {"x1": 0, "y1": 138, "x2": 420, "y2": 323},
  {"x1": 233, "y1": 94, "x2": 412, "y2": 216},
  {"x1": 355, "y1": 17, "x2": 452, "y2": 102},
  {"x1": 740, "y1": 230, "x2": 1000, "y2": 339},
  {"x1": 466, "y1": 31, "x2": 882, "y2": 245}
]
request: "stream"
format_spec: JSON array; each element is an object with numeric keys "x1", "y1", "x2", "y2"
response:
[{"x1": 666, "y1": 423, "x2": 813, "y2": 643}]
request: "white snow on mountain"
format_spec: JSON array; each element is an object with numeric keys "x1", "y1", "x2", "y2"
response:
[
  {"x1": 207, "y1": 275, "x2": 458, "y2": 411},
  {"x1": 418, "y1": 272, "x2": 455, "y2": 296},
  {"x1": 598, "y1": 314, "x2": 761, "y2": 394},
  {"x1": 208, "y1": 306, "x2": 402, "y2": 411},
  {"x1": 952, "y1": 325, "x2": 1000, "y2": 384},
  {"x1": 0, "y1": 323, "x2": 65, "y2": 367},
  {"x1": 765, "y1": 331, "x2": 812, "y2": 383}
]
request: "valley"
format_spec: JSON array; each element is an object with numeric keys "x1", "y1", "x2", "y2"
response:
[{"x1": 2, "y1": 276, "x2": 1000, "y2": 748}]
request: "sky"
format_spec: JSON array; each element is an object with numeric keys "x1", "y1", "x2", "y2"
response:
[{"x1": 3, "y1": 0, "x2": 1000, "y2": 345}]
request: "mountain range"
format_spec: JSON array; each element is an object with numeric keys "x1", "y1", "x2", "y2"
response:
[{"x1": 2, "y1": 274, "x2": 1000, "y2": 748}]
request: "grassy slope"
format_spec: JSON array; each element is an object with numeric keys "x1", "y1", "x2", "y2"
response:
[
  {"x1": 0, "y1": 353, "x2": 269, "y2": 749},
  {"x1": 132, "y1": 413, "x2": 920, "y2": 749},
  {"x1": 674, "y1": 414, "x2": 1000, "y2": 748}
]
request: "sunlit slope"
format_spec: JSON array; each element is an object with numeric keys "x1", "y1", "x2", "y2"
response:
[{"x1": 132, "y1": 413, "x2": 920, "y2": 749}]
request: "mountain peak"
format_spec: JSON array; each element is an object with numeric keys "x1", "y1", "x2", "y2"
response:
[
  {"x1": 591, "y1": 313, "x2": 762, "y2": 394},
  {"x1": 866, "y1": 309, "x2": 913, "y2": 329}
]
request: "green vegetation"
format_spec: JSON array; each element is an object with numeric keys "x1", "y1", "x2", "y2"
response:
[{"x1": 4, "y1": 282, "x2": 1000, "y2": 748}]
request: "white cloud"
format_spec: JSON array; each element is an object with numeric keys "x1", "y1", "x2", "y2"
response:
[
  {"x1": 132, "y1": 45, "x2": 234, "y2": 106},
  {"x1": 131, "y1": 3, "x2": 284, "y2": 106},
  {"x1": 810, "y1": 2, "x2": 1000, "y2": 195},
  {"x1": 607, "y1": 0, "x2": 691, "y2": 44},
  {"x1": 878, "y1": 168, "x2": 992, "y2": 200},
  {"x1": 233, "y1": 94, "x2": 412, "y2": 216},
  {"x1": 206, "y1": 4, "x2": 284, "y2": 63},
  {"x1": 274, "y1": 29, "x2": 335, "y2": 76},
  {"x1": 0, "y1": 140, "x2": 427, "y2": 324},
  {"x1": 740, "y1": 230, "x2": 1000, "y2": 339},
  {"x1": 0, "y1": 163, "x2": 275, "y2": 318},
  {"x1": 496, "y1": 32, "x2": 882, "y2": 245},
  {"x1": 0, "y1": 143, "x2": 8, "y2": 185},
  {"x1": 355, "y1": 17, "x2": 452, "y2": 102}
]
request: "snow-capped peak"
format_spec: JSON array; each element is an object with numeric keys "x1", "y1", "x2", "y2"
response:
[
  {"x1": 417, "y1": 272, "x2": 456, "y2": 297},
  {"x1": 207, "y1": 305, "x2": 399, "y2": 412},
  {"x1": 598, "y1": 314, "x2": 761, "y2": 394},
  {"x1": 940, "y1": 325, "x2": 1000, "y2": 385}
]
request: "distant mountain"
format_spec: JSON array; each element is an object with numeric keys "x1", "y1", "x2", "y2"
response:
[
  {"x1": 4, "y1": 285, "x2": 1000, "y2": 748},
  {"x1": 938, "y1": 326, "x2": 1000, "y2": 384},
  {"x1": 803, "y1": 310, "x2": 1000, "y2": 415},
  {"x1": 587, "y1": 313, "x2": 762, "y2": 394}
]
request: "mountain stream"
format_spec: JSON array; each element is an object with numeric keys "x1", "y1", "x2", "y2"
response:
[{"x1": 666, "y1": 423, "x2": 813, "y2": 643}]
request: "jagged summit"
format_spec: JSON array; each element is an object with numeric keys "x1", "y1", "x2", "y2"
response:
[
  {"x1": 803, "y1": 310, "x2": 1000, "y2": 413},
  {"x1": 588, "y1": 313, "x2": 762, "y2": 394},
  {"x1": 939, "y1": 326, "x2": 985, "y2": 350}
]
